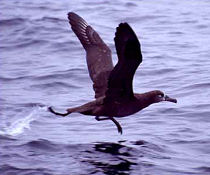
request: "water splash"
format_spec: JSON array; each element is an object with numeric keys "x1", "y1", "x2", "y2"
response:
[{"x1": 0, "y1": 106, "x2": 48, "y2": 136}]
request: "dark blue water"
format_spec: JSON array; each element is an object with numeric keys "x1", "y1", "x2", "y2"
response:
[{"x1": 1, "y1": 0, "x2": 210, "y2": 174}]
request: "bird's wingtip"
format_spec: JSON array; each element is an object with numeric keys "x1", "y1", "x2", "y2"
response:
[{"x1": 67, "y1": 12, "x2": 76, "y2": 18}]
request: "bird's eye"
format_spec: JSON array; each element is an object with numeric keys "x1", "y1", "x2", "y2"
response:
[{"x1": 158, "y1": 94, "x2": 164, "y2": 98}]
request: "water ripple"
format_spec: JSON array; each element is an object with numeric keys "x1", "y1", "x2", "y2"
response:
[{"x1": 1, "y1": 0, "x2": 210, "y2": 174}]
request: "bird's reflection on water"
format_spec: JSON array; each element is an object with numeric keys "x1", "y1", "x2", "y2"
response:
[{"x1": 84, "y1": 141, "x2": 141, "y2": 175}]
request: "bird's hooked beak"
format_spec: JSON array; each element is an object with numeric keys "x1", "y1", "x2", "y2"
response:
[{"x1": 163, "y1": 95, "x2": 177, "y2": 103}]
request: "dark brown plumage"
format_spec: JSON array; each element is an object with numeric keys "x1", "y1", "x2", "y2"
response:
[{"x1": 48, "y1": 12, "x2": 177, "y2": 134}]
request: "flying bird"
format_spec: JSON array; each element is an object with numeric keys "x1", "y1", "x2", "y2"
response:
[{"x1": 49, "y1": 12, "x2": 177, "y2": 134}]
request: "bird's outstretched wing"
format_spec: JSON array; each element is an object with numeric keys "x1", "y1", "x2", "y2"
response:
[
  {"x1": 105, "y1": 23, "x2": 142, "y2": 102},
  {"x1": 68, "y1": 12, "x2": 114, "y2": 98}
]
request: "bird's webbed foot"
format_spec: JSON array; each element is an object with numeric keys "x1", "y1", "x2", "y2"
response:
[
  {"x1": 95, "y1": 116, "x2": 123, "y2": 134},
  {"x1": 48, "y1": 107, "x2": 70, "y2": 117}
]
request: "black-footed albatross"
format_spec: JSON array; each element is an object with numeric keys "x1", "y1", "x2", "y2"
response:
[{"x1": 49, "y1": 12, "x2": 177, "y2": 134}]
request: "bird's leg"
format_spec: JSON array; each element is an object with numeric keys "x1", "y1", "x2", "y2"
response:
[
  {"x1": 48, "y1": 107, "x2": 70, "y2": 117},
  {"x1": 95, "y1": 116, "x2": 123, "y2": 134},
  {"x1": 110, "y1": 117, "x2": 123, "y2": 134}
]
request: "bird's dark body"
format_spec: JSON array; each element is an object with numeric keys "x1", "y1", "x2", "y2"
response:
[
  {"x1": 48, "y1": 12, "x2": 177, "y2": 134},
  {"x1": 67, "y1": 92, "x2": 158, "y2": 117}
]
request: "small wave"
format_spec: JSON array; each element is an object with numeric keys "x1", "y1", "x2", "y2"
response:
[
  {"x1": 0, "y1": 135, "x2": 17, "y2": 141},
  {"x1": 19, "y1": 103, "x2": 47, "y2": 108},
  {"x1": 14, "y1": 39, "x2": 49, "y2": 49},
  {"x1": 195, "y1": 166, "x2": 210, "y2": 173},
  {"x1": 150, "y1": 68, "x2": 177, "y2": 75},
  {"x1": 0, "y1": 106, "x2": 47, "y2": 136},
  {"x1": 40, "y1": 16, "x2": 66, "y2": 23},
  {"x1": 0, "y1": 164, "x2": 52, "y2": 175},
  {"x1": 23, "y1": 139, "x2": 60, "y2": 151},
  {"x1": 125, "y1": 2, "x2": 138, "y2": 7},
  {"x1": 30, "y1": 81, "x2": 79, "y2": 89},
  {"x1": 196, "y1": 24, "x2": 208, "y2": 29},
  {"x1": 32, "y1": 68, "x2": 83, "y2": 81},
  {"x1": 0, "y1": 18, "x2": 26, "y2": 26},
  {"x1": 183, "y1": 82, "x2": 210, "y2": 89},
  {"x1": 0, "y1": 75, "x2": 34, "y2": 82}
]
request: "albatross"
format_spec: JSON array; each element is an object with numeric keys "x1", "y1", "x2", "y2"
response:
[{"x1": 49, "y1": 12, "x2": 177, "y2": 134}]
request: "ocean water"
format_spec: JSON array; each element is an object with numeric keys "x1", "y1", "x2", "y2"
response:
[{"x1": 1, "y1": 0, "x2": 210, "y2": 174}]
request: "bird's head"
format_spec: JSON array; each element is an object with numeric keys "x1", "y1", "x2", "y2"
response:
[
  {"x1": 150, "y1": 90, "x2": 177, "y2": 104},
  {"x1": 135, "y1": 90, "x2": 177, "y2": 111}
]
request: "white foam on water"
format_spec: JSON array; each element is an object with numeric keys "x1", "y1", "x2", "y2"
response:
[{"x1": 0, "y1": 106, "x2": 48, "y2": 136}]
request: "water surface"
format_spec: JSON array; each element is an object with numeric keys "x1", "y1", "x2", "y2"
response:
[{"x1": 1, "y1": 0, "x2": 210, "y2": 174}]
